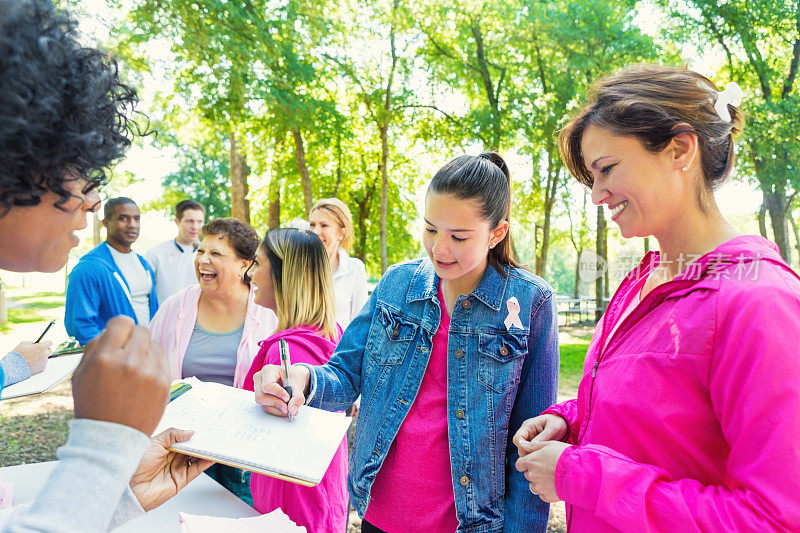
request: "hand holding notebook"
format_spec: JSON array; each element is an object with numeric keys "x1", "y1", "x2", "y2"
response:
[{"x1": 154, "y1": 378, "x2": 351, "y2": 487}]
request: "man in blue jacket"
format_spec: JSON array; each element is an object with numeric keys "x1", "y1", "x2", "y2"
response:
[{"x1": 65, "y1": 197, "x2": 158, "y2": 345}]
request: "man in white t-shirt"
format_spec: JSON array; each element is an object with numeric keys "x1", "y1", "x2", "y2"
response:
[
  {"x1": 145, "y1": 199, "x2": 205, "y2": 304},
  {"x1": 65, "y1": 197, "x2": 158, "y2": 345}
]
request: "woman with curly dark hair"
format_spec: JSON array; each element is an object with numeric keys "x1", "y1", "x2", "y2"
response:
[
  {"x1": 1, "y1": 1, "x2": 212, "y2": 531},
  {"x1": 0, "y1": 1, "x2": 138, "y2": 273}
]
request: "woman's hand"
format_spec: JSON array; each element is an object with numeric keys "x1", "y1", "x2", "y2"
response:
[
  {"x1": 515, "y1": 440, "x2": 572, "y2": 503},
  {"x1": 253, "y1": 364, "x2": 311, "y2": 418},
  {"x1": 513, "y1": 414, "x2": 568, "y2": 454},
  {"x1": 129, "y1": 428, "x2": 213, "y2": 511},
  {"x1": 12, "y1": 340, "x2": 52, "y2": 375}
]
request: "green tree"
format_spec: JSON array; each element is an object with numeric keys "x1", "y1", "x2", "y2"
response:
[
  {"x1": 416, "y1": 0, "x2": 515, "y2": 150},
  {"x1": 511, "y1": 0, "x2": 660, "y2": 278},
  {"x1": 144, "y1": 138, "x2": 231, "y2": 220},
  {"x1": 660, "y1": 0, "x2": 800, "y2": 261}
]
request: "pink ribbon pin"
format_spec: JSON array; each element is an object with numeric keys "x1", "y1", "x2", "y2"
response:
[{"x1": 504, "y1": 297, "x2": 523, "y2": 330}]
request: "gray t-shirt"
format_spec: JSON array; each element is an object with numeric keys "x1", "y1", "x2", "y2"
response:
[
  {"x1": 107, "y1": 246, "x2": 152, "y2": 326},
  {"x1": 182, "y1": 322, "x2": 244, "y2": 386}
]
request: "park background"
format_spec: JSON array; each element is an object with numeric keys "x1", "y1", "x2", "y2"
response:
[{"x1": 1, "y1": 1, "x2": 798, "y2": 531}]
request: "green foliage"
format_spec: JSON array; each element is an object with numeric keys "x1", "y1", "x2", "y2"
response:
[
  {"x1": 144, "y1": 138, "x2": 232, "y2": 219},
  {"x1": 659, "y1": 0, "x2": 800, "y2": 258},
  {"x1": 111, "y1": 0, "x2": 796, "y2": 277},
  {"x1": 546, "y1": 245, "x2": 577, "y2": 295}
]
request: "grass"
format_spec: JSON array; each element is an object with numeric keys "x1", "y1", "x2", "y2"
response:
[
  {"x1": 0, "y1": 410, "x2": 71, "y2": 466},
  {"x1": 0, "y1": 290, "x2": 65, "y2": 332},
  {"x1": 559, "y1": 342, "x2": 590, "y2": 394},
  {"x1": 15, "y1": 291, "x2": 66, "y2": 300}
]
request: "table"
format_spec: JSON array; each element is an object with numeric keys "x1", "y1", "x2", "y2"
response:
[{"x1": 0, "y1": 461, "x2": 259, "y2": 532}]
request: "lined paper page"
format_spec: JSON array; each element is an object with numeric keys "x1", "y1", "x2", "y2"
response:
[{"x1": 154, "y1": 378, "x2": 351, "y2": 485}]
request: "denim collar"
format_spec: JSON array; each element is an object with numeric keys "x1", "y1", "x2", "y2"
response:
[{"x1": 407, "y1": 258, "x2": 507, "y2": 311}]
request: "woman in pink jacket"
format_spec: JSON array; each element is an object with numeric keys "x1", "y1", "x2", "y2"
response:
[
  {"x1": 514, "y1": 65, "x2": 800, "y2": 531},
  {"x1": 242, "y1": 228, "x2": 348, "y2": 533}
]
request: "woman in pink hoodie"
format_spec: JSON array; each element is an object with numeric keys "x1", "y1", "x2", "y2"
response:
[
  {"x1": 242, "y1": 228, "x2": 348, "y2": 533},
  {"x1": 513, "y1": 65, "x2": 800, "y2": 532}
]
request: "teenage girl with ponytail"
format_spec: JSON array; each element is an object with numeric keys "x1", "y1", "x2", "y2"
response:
[{"x1": 251, "y1": 152, "x2": 559, "y2": 533}]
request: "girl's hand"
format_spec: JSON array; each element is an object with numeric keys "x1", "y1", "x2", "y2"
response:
[
  {"x1": 514, "y1": 440, "x2": 572, "y2": 503},
  {"x1": 253, "y1": 364, "x2": 311, "y2": 417},
  {"x1": 513, "y1": 414, "x2": 568, "y2": 455}
]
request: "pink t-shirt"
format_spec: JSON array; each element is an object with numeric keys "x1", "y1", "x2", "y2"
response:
[{"x1": 363, "y1": 285, "x2": 459, "y2": 532}]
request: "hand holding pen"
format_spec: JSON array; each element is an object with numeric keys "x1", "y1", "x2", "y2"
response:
[
  {"x1": 253, "y1": 343, "x2": 311, "y2": 420},
  {"x1": 6, "y1": 320, "x2": 54, "y2": 375},
  {"x1": 279, "y1": 339, "x2": 295, "y2": 422}
]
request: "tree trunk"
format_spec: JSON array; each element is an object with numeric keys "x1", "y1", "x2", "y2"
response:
[
  {"x1": 291, "y1": 129, "x2": 313, "y2": 217},
  {"x1": 379, "y1": 124, "x2": 389, "y2": 273},
  {"x1": 788, "y1": 206, "x2": 800, "y2": 270},
  {"x1": 758, "y1": 202, "x2": 768, "y2": 238},
  {"x1": 334, "y1": 132, "x2": 342, "y2": 198},
  {"x1": 765, "y1": 188, "x2": 791, "y2": 261},
  {"x1": 352, "y1": 156, "x2": 376, "y2": 263},
  {"x1": 268, "y1": 134, "x2": 284, "y2": 229},
  {"x1": 535, "y1": 163, "x2": 560, "y2": 277},
  {"x1": 595, "y1": 205, "x2": 607, "y2": 322},
  {"x1": 536, "y1": 214, "x2": 551, "y2": 277},
  {"x1": 93, "y1": 211, "x2": 102, "y2": 246},
  {"x1": 229, "y1": 131, "x2": 250, "y2": 223},
  {"x1": 573, "y1": 248, "x2": 582, "y2": 299},
  {"x1": 376, "y1": 0, "x2": 398, "y2": 273}
]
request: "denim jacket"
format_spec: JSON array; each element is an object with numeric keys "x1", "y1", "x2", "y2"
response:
[{"x1": 302, "y1": 258, "x2": 559, "y2": 533}]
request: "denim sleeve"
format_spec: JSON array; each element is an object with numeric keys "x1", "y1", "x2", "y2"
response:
[
  {"x1": 305, "y1": 272, "x2": 383, "y2": 412},
  {"x1": 503, "y1": 290, "x2": 559, "y2": 533},
  {"x1": 1, "y1": 351, "x2": 32, "y2": 387}
]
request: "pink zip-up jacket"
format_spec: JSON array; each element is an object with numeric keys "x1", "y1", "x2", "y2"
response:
[
  {"x1": 546, "y1": 236, "x2": 800, "y2": 532},
  {"x1": 148, "y1": 284, "x2": 277, "y2": 388},
  {"x1": 243, "y1": 325, "x2": 348, "y2": 533}
]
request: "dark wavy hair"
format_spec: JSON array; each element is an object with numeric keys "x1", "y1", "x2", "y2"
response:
[
  {"x1": 201, "y1": 218, "x2": 259, "y2": 262},
  {"x1": 559, "y1": 65, "x2": 744, "y2": 191},
  {"x1": 0, "y1": 0, "x2": 140, "y2": 216}
]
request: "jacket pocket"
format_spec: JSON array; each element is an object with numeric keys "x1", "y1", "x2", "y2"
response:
[
  {"x1": 365, "y1": 304, "x2": 419, "y2": 365},
  {"x1": 477, "y1": 331, "x2": 527, "y2": 393}
]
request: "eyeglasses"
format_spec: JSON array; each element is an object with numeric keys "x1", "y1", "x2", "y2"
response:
[
  {"x1": 242, "y1": 259, "x2": 256, "y2": 284},
  {"x1": 80, "y1": 182, "x2": 102, "y2": 213}
]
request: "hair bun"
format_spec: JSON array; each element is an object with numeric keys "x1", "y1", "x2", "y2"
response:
[{"x1": 478, "y1": 152, "x2": 509, "y2": 178}]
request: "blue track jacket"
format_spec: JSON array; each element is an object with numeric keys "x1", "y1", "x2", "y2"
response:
[{"x1": 65, "y1": 242, "x2": 158, "y2": 346}]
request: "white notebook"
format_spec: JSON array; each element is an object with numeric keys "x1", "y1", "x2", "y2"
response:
[
  {"x1": 154, "y1": 378, "x2": 352, "y2": 487},
  {"x1": 1, "y1": 353, "x2": 83, "y2": 401}
]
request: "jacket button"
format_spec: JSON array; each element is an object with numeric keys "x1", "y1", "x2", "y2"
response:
[
  {"x1": 499, "y1": 345, "x2": 509, "y2": 356},
  {"x1": 462, "y1": 300, "x2": 471, "y2": 309},
  {"x1": 392, "y1": 327, "x2": 399, "y2": 339},
  {"x1": 460, "y1": 475, "x2": 469, "y2": 486},
  {"x1": 454, "y1": 349, "x2": 463, "y2": 359},
  {"x1": 455, "y1": 409, "x2": 465, "y2": 419}
]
